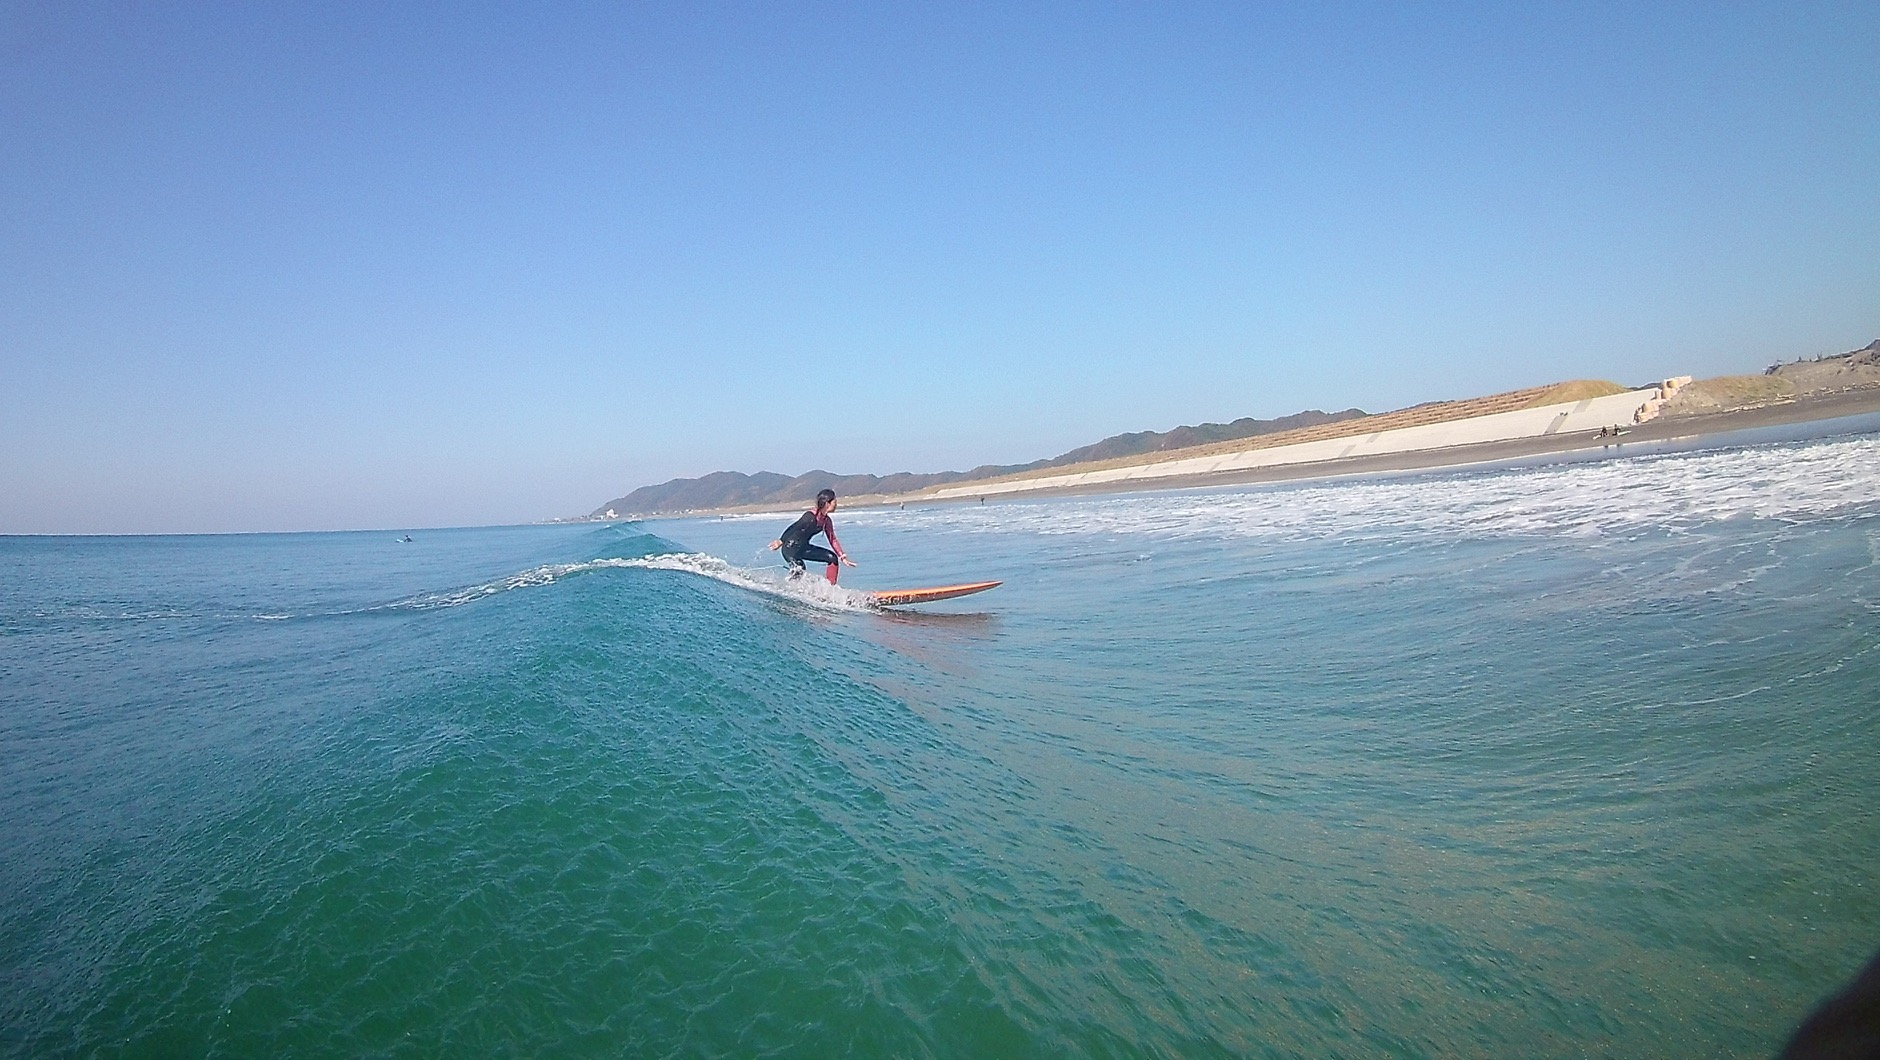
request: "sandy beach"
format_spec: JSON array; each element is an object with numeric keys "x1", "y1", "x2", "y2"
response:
[
  {"x1": 921, "y1": 388, "x2": 1880, "y2": 502},
  {"x1": 676, "y1": 386, "x2": 1878, "y2": 517}
]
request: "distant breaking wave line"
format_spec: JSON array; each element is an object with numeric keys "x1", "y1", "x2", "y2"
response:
[{"x1": 846, "y1": 433, "x2": 1880, "y2": 544}]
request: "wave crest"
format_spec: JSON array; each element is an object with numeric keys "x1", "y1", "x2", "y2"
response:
[
  {"x1": 379, "y1": 553, "x2": 876, "y2": 615},
  {"x1": 619, "y1": 553, "x2": 877, "y2": 613}
]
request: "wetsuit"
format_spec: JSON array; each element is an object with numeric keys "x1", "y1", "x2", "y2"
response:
[{"x1": 778, "y1": 508, "x2": 844, "y2": 574}]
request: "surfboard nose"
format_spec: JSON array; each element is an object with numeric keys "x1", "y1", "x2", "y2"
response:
[{"x1": 866, "y1": 580, "x2": 1003, "y2": 607}]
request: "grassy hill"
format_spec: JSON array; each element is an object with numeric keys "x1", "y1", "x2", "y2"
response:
[
  {"x1": 590, "y1": 407, "x2": 1371, "y2": 516},
  {"x1": 909, "y1": 380, "x2": 1631, "y2": 496}
]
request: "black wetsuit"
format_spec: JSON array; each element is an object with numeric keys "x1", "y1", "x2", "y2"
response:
[{"x1": 778, "y1": 509, "x2": 842, "y2": 571}]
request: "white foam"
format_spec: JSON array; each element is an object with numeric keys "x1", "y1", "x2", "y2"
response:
[
  {"x1": 378, "y1": 558, "x2": 643, "y2": 612},
  {"x1": 844, "y1": 434, "x2": 1880, "y2": 544},
  {"x1": 619, "y1": 552, "x2": 877, "y2": 613},
  {"x1": 319, "y1": 553, "x2": 874, "y2": 619},
  {"x1": 70, "y1": 553, "x2": 869, "y2": 624}
]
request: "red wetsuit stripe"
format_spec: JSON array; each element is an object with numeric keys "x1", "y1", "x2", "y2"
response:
[{"x1": 816, "y1": 511, "x2": 843, "y2": 559}]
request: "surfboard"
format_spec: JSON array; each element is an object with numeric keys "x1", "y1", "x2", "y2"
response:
[{"x1": 866, "y1": 580, "x2": 1003, "y2": 607}]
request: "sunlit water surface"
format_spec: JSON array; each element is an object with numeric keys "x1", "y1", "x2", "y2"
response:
[{"x1": 4, "y1": 428, "x2": 1878, "y2": 1057}]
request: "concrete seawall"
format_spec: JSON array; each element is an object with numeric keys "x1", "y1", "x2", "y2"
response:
[{"x1": 928, "y1": 387, "x2": 1664, "y2": 500}]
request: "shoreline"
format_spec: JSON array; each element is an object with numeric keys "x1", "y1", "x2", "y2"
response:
[{"x1": 619, "y1": 387, "x2": 1880, "y2": 521}]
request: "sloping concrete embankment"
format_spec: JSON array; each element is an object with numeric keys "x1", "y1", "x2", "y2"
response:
[{"x1": 927, "y1": 387, "x2": 1663, "y2": 501}]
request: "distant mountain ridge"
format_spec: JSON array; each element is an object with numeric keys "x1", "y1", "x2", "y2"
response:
[
  {"x1": 1044, "y1": 408, "x2": 1367, "y2": 465},
  {"x1": 590, "y1": 407, "x2": 1370, "y2": 517}
]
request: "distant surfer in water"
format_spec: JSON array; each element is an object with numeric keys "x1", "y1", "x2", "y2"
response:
[{"x1": 768, "y1": 488, "x2": 856, "y2": 584}]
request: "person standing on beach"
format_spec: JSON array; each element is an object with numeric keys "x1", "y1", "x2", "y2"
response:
[{"x1": 768, "y1": 488, "x2": 857, "y2": 584}]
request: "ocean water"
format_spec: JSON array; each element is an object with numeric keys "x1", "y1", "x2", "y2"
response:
[{"x1": 5, "y1": 427, "x2": 1879, "y2": 1058}]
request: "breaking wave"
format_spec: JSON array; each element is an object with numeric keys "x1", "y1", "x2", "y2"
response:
[
  {"x1": 842, "y1": 432, "x2": 1880, "y2": 544},
  {"x1": 377, "y1": 558, "x2": 643, "y2": 612},
  {"x1": 616, "y1": 552, "x2": 877, "y2": 613},
  {"x1": 380, "y1": 554, "x2": 881, "y2": 616}
]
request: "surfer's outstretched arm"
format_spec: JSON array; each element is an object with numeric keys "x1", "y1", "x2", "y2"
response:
[
  {"x1": 816, "y1": 512, "x2": 856, "y2": 567},
  {"x1": 829, "y1": 529, "x2": 857, "y2": 566}
]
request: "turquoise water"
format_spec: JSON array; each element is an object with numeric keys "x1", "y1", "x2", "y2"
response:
[{"x1": 5, "y1": 429, "x2": 1879, "y2": 1058}]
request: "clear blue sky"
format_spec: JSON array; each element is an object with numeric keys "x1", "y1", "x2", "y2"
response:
[{"x1": 4, "y1": 2, "x2": 1876, "y2": 533}]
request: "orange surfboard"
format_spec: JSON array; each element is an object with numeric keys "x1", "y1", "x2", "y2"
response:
[{"x1": 866, "y1": 580, "x2": 1003, "y2": 607}]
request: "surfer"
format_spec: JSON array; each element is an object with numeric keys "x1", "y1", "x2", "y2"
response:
[{"x1": 768, "y1": 488, "x2": 857, "y2": 584}]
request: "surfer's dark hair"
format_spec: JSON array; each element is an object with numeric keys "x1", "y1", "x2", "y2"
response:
[{"x1": 815, "y1": 488, "x2": 837, "y2": 509}]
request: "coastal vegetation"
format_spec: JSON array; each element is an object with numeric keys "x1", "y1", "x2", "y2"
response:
[
  {"x1": 594, "y1": 341, "x2": 1880, "y2": 518},
  {"x1": 590, "y1": 408, "x2": 1369, "y2": 516}
]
